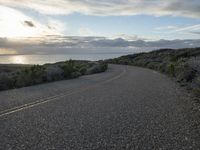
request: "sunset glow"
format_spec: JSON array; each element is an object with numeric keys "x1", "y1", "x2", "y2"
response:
[{"x1": 0, "y1": 48, "x2": 17, "y2": 55}]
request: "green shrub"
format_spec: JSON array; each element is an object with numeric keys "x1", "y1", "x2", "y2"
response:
[
  {"x1": 86, "y1": 63, "x2": 108, "y2": 74},
  {"x1": 14, "y1": 65, "x2": 46, "y2": 87},
  {"x1": 71, "y1": 71, "x2": 81, "y2": 78},
  {"x1": 100, "y1": 63, "x2": 108, "y2": 71},
  {"x1": 79, "y1": 67, "x2": 87, "y2": 75},
  {"x1": 159, "y1": 63, "x2": 167, "y2": 73},
  {"x1": 0, "y1": 60, "x2": 108, "y2": 91},
  {"x1": 167, "y1": 63, "x2": 175, "y2": 77},
  {"x1": 177, "y1": 66, "x2": 197, "y2": 82},
  {"x1": 61, "y1": 60, "x2": 79, "y2": 78},
  {"x1": 0, "y1": 75, "x2": 14, "y2": 90},
  {"x1": 192, "y1": 88, "x2": 200, "y2": 97}
]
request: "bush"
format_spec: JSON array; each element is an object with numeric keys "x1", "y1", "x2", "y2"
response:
[
  {"x1": 61, "y1": 60, "x2": 78, "y2": 78},
  {"x1": 13, "y1": 65, "x2": 46, "y2": 87},
  {"x1": 0, "y1": 74, "x2": 14, "y2": 90},
  {"x1": 159, "y1": 63, "x2": 167, "y2": 73},
  {"x1": 176, "y1": 66, "x2": 197, "y2": 82},
  {"x1": 86, "y1": 63, "x2": 108, "y2": 74},
  {"x1": 100, "y1": 63, "x2": 108, "y2": 71},
  {"x1": 45, "y1": 66, "x2": 64, "y2": 81},
  {"x1": 79, "y1": 67, "x2": 87, "y2": 75},
  {"x1": 71, "y1": 71, "x2": 81, "y2": 78},
  {"x1": 192, "y1": 88, "x2": 200, "y2": 98},
  {"x1": 167, "y1": 63, "x2": 175, "y2": 77},
  {"x1": 0, "y1": 60, "x2": 108, "y2": 91}
]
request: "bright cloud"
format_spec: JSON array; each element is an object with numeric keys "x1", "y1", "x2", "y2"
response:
[
  {"x1": 0, "y1": 48, "x2": 17, "y2": 55},
  {"x1": 155, "y1": 26, "x2": 178, "y2": 31},
  {"x1": 0, "y1": 6, "x2": 64, "y2": 38},
  {"x1": 1, "y1": 0, "x2": 200, "y2": 18}
]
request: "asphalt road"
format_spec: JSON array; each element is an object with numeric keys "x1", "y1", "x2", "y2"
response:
[{"x1": 0, "y1": 65, "x2": 199, "y2": 150}]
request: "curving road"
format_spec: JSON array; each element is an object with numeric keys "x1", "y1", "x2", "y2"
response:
[{"x1": 0, "y1": 65, "x2": 199, "y2": 149}]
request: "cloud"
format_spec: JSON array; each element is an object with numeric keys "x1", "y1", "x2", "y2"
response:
[
  {"x1": 110, "y1": 34, "x2": 142, "y2": 41},
  {"x1": 0, "y1": 48, "x2": 17, "y2": 55},
  {"x1": 155, "y1": 26, "x2": 178, "y2": 31},
  {"x1": 1, "y1": 0, "x2": 200, "y2": 18},
  {"x1": 0, "y1": 36, "x2": 200, "y2": 55},
  {"x1": 24, "y1": 21, "x2": 35, "y2": 27},
  {"x1": 47, "y1": 19, "x2": 66, "y2": 34},
  {"x1": 0, "y1": 6, "x2": 64, "y2": 38}
]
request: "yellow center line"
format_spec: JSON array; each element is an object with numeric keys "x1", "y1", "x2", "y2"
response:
[{"x1": 0, "y1": 67, "x2": 127, "y2": 118}]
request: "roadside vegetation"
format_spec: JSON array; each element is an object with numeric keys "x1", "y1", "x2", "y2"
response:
[
  {"x1": 0, "y1": 60, "x2": 108, "y2": 91},
  {"x1": 106, "y1": 47, "x2": 200, "y2": 101}
]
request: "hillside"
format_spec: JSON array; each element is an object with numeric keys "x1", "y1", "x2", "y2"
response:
[{"x1": 106, "y1": 47, "x2": 200, "y2": 100}]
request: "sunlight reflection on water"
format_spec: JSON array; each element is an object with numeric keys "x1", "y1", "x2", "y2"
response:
[
  {"x1": 11, "y1": 55, "x2": 27, "y2": 64},
  {"x1": 0, "y1": 53, "x2": 131, "y2": 65}
]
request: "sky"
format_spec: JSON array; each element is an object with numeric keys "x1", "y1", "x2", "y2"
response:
[{"x1": 0, "y1": 0, "x2": 200, "y2": 55}]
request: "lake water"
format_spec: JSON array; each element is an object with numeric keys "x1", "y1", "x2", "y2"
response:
[{"x1": 0, "y1": 52, "x2": 132, "y2": 65}]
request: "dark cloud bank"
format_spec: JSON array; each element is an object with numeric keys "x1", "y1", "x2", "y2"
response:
[{"x1": 0, "y1": 37, "x2": 200, "y2": 55}]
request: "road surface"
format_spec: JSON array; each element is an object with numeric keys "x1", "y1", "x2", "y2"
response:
[{"x1": 0, "y1": 65, "x2": 199, "y2": 149}]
